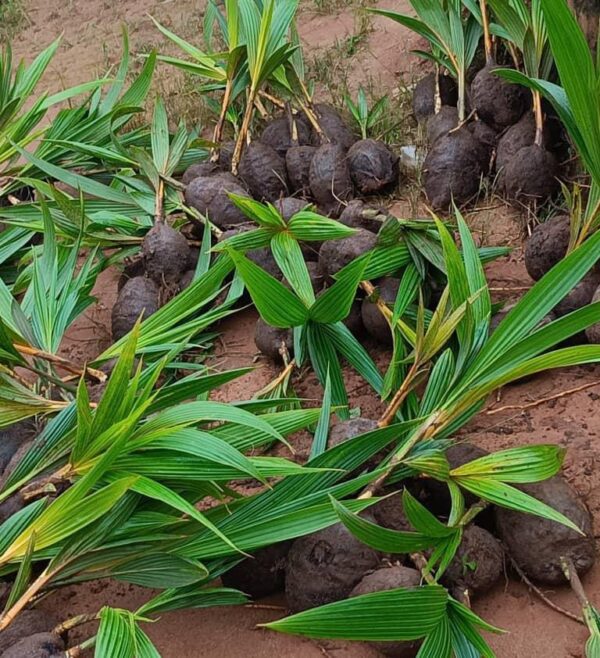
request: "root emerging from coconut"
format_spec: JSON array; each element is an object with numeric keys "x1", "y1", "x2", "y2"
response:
[
  {"x1": 470, "y1": 64, "x2": 528, "y2": 130},
  {"x1": 496, "y1": 476, "x2": 595, "y2": 585},
  {"x1": 142, "y1": 223, "x2": 190, "y2": 286},
  {"x1": 347, "y1": 139, "x2": 399, "y2": 195},
  {"x1": 285, "y1": 522, "x2": 380, "y2": 612},
  {"x1": 254, "y1": 318, "x2": 293, "y2": 362},
  {"x1": 339, "y1": 199, "x2": 382, "y2": 233},
  {"x1": 111, "y1": 277, "x2": 159, "y2": 341},
  {"x1": 260, "y1": 117, "x2": 312, "y2": 157},
  {"x1": 350, "y1": 566, "x2": 422, "y2": 658},
  {"x1": 318, "y1": 228, "x2": 378, "y2": 278},
  {"x1": 309, "y1": 143, "x2": 354, "y2": 216},
  {"x1": 443, "y1": 525, "x2": 503, "y2": 597},
  {"x1": 423, "y1": 128, "x2": 488, "y2": 209},
  {"x1": 221, "y1": 542, "x2": 292, "y2": 599},
  {"x1": 286, "y1": 146, "x2": 317, "y2": 196},
  {"x1": 361, "y1": 276, "x2": 400, "y2": 346},
  {"x1": 239, "y1": 142, "x2": 289, "y2": 202},
  {"x1": 185, "y1": 173, "x2": 250, "y2": 229},
  {"x1": 524, "y1": 215, "x2": 570, "y2": 281},
  {"x1": 503, "y1": 145, "x2": 560, "y2": 204}
]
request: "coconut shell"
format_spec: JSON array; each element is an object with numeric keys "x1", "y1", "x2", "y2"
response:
[
  {"x1": 361, "y1": 277, "x2": 400, "y2": 346},
  {"x1": 0, "y1": 632, "x2": 64, "y2": 658},
  {"x1": 443, "y1": 525, "x2": 503, "y2": 597},
  {"x1": 372, "y1": 491, "x2": 413, "y2": 533},
  {"x1": 312, "y1": 104, "x2": 357, "y2": 150},
  {"x1": 218, "y1": 141, "x2": 235, "y2": 171},
  {"x1": 0, "y1": 421, "x2": 34, "y2": 478},
  {"x1": 412, "y1": 73, "x2": 459, "y2": 122},
  {"x1": 221, "y1": 542, "x2": 292, "y2": 599},
  {"x1": 524, "y1": 215, "x2": 571, "y2": 281},
  {"x1": 117, "y1": 256, "x2": 146, "y2": 292},
  {"x1": 309, "y1": 143, "x2": 354, "y2": 216},
  {"x1": 423, "y1": 128, "x2": 488, "y2": 209},
  {"x1": 318, "y1": 228, "x2": 378, "y2": 278},
  {"x1": 185, "y1": 173, "x2": 250, "y2": 229},
  {"x1": 347, "y1": 139, "x2": 399, "y2": 195},
  {"x1": 554, "y1": 271, "x2": 600, "y2": 317},
  {"x1": 470, "y1": 64, "x2": 528, "y2": 130},
  {"x1": 0, "y1": 611, "x2": 60, "y2": 654},
  {"x1": 286, "y1": 146, "x2": 317, "y2": 195},
  {"x1": 343, "y1": 299, "x2": 366, "y2": 337},
  {"x1": 111, "y1": 276, "x2": 159, "y2": 341},
  {"x1": 273, "y1": 197, "x2": 310, "y2": 221},
  {"x1": 182, "y1": 161, "x2": 220, "y2": 185},
  {"x1": 426, "y1": 106, "x2": 458, "y2": 145},
  {"x1": 0, "y1": 493, "x2": 24, "y2": 525},
  {"x1": 496, "y1": 112, "x2": 541, "y2": 173},
  {"x1": 218, "y1": 225, "x2": 281, "y2": 279},
  {"x1": 285, "y1": 522, "x2": 381, "y2": 612},
  {"x1": 254, "y1": 319, "x2": 293, "y2": 362},
  {"x1": 496, "y1": 476, "x2": 595, "y2": 584},
  {"x1": 178, "y1": 270, "x2": 195, "y2": 292},
  {"x1": 260, "y1": 117, "x2": 311, "y2": 157},
  {"x1": 468, "y1": 120, "x2": 498, "y2": 152},
  {"x1": 349, "y1": 566, "x2": 422, "y2": 658},
  {"x1": 503, "y1": 145, "x2": 560, "y2": 204},
  {"x1": 142, "y1": 222, "x2": 190, "y2": 286},
  {"x1": 239, "y1": 142, "x2": 288, "y2": 202},
  {"x1": 585, "y1": 285, "x2": 600, "y2": 343}
]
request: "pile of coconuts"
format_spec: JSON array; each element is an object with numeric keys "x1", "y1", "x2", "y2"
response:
[
  {"x1": 222, "y1": 427, "x2": 595, "y2": 657},
  {"x1": 524, "y1": 216, "x2": 600, "y2": 340},
  {"x1": 414, "y1": 67, "x2": 564, "y2": 209}
]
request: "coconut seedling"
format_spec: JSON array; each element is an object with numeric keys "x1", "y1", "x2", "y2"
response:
[
  {"x1": 265, "y1": 209, "x2": 600, "y2": 654},
  {"x1": 486, "y1": 0, "x2": 560, "y2": 203},
  {"x1": 372, "y1": 2, "x2": 487, "y2": 209},
  {"x1": 344, "y1": 87, "x2": 389, "y2": 141}
]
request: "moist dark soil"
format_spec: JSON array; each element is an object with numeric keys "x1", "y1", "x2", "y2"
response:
[
  {"x1": 286, "y1": 146, "x2": 317, "y2": 196},
  {"x1": 347, "y1": 139, "x2": 399, "y2": 195},
  {"x1": 503, "y1": 145, "x2": 560, "y2": 204},
  {"x1": 182, "y1": 161, "x2": 221, "y2": 185},
  {"x1": 423, "y1": 128, "x2": 488, "y2": 209},
  {"x1": 285, "y1": 522, "x2": 380, "y2": 613},
  {"x1": 0, "y1": 611, "x2": 59, "y2": 654},
  {"x1": 309, "y1": 143, "x2": 354, "y2": 216},
  {"x1": 318, "y1": 229, "x2": 378, "y2": 277},
  {"x1": 221, "y1": 542, "x2": 292, "y2": 599},
  {"x1": 0, "y1": 632, "x2": 64, "y2": 658},
  {"x1": 142, "y1": 222, "x2": 190, "y2": 286},
  {"x1": 239, "y1": 142, "x2": 289, "y2": 202},
  {"x1": 184, "y1": 173, "x2": 250, "y2": 229},
  {"x1": 426, "y1": 106, "x2": 458, "y2": 145},
  {"x1": 254, "y1": 319, "x2": 293, "y2": 362},
  {"x1": 311, "y1": 104, "x2": 357, "y2": 150},
  {"x1": 524, "y1": 214, "x2": 571, "y2": 281},
  {"x1": 585, "y1": 285, "x2": 600, "y2": 343},
  {"x1": 554, "y1": 271, "x2": 600, "y2": 317},
  {"x1": 443, "y1": 525, "x2": 503, "y2": 597},
  {"x1": 496, "y1": 476, "x2": 596, "y2": 585},
  {"x1": 361, "y1": 277, "x2": 399, "y2": 345},
  {"x1": 111, "y1": 276, "x2": 159, "y2": 341},
  {"x1": 349, "y1": 566, "x2": 422, "y2": 658},
  {"x1": 412, "y1": 73, "x2": 458, "y2": 122},
  {"x1": 470, "y1": 64, "x2": 528, "y2": 130},
  {"x1": 260, "y1": 117, "x2": 312, "y2": 157}
]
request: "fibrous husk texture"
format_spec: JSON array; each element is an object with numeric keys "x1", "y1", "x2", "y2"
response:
[
  {"x1": 496, "y1": 476, "x2": 595, "y2": 585},
  {"x1": 285, "y1": 522, "x2": 380, "y2": 613},
  {"x1": 347, "y1": 139, "x2": 399, "y2": 195},
  {"x1": 185, "y1": 173, "x2": 250, "y2": 229},
  {"x1": 309, "y1": 143, "x2": 354, "y2": 216},
  {"x1": 239, "y1": 142, "x2": 289, "y2": 202},
  {"x1": 412, "y1": 73, "x2": 458, "y2": 122},
  {"x1": 111, "y1": 276, "x2": 159, "y2": 341},
  {"x1": 142, "y1": 223, "x2": 190, "y2": 286}
]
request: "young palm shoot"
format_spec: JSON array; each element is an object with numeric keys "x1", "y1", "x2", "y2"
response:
[
  {"x1": 344, "y1": 87, "x2": 389, "y2": 140},
  {"x1": 231, "y1": 0, "x2": 299, "y2": 173}
]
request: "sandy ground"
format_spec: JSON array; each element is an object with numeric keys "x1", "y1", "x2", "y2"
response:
[{"x1": 6, "y1": 1, "x2": 600, "y2": 657}]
